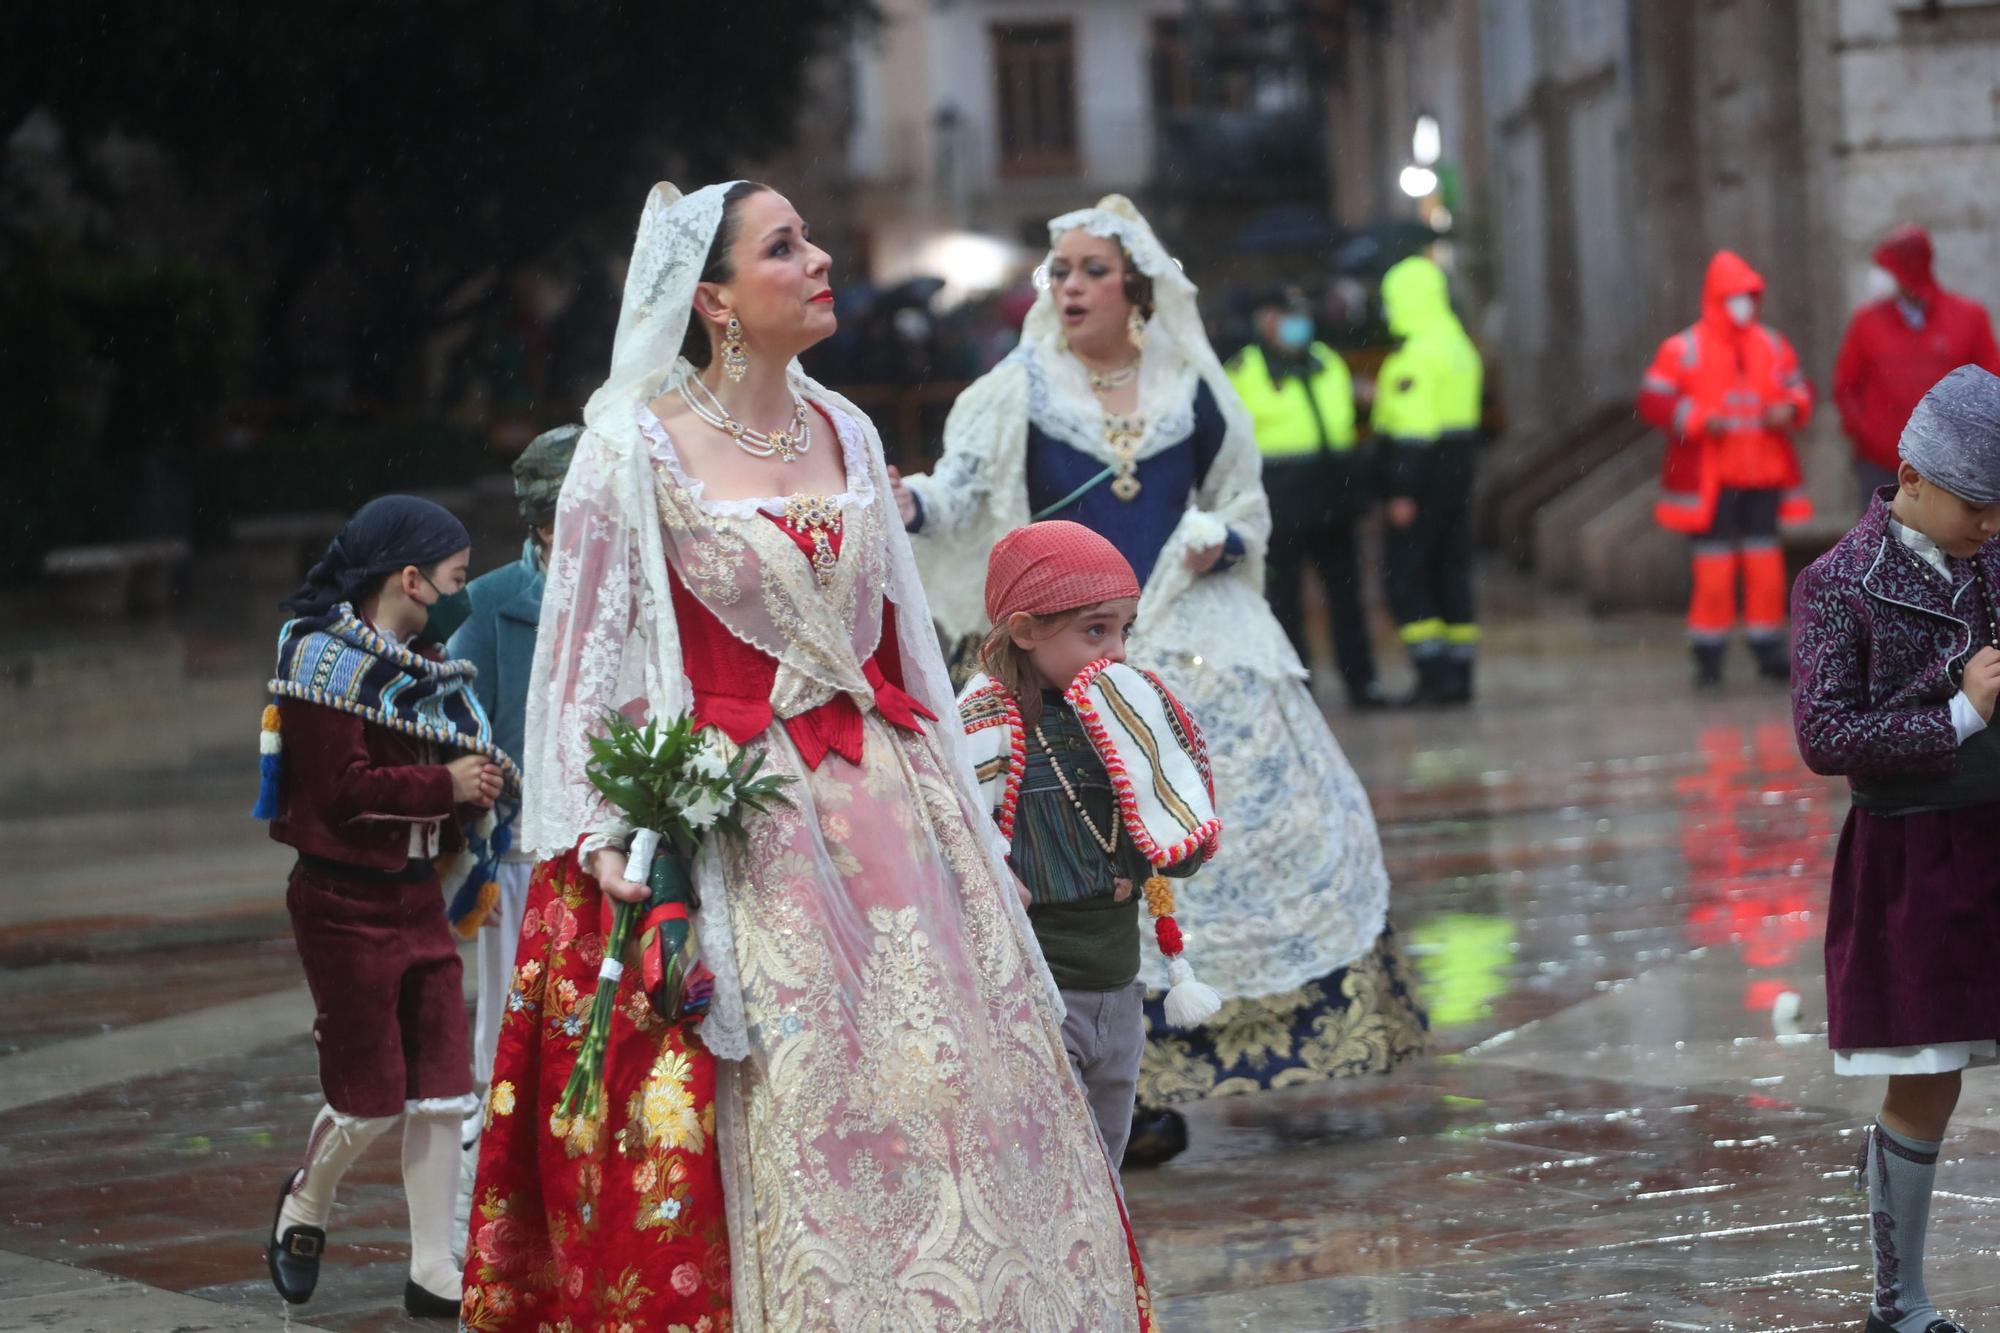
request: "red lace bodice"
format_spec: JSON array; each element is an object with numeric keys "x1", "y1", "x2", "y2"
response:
[{"x1": 668, "y1": 510, "x2": 934, "y2": 769}]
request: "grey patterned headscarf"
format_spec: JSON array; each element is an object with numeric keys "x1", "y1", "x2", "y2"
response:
[
  {"x1": 1900, "y1": 365, "x2": 2000, "y2": 504},
  {"x1": 513, "y1": 424, "x2": 582, "y2": 526}
]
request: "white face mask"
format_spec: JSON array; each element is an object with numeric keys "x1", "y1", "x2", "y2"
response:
[
  {"x1": 1723, "y1": 293, "x2": 1757, "y2": 327},
  {"x1": 1865, "y1": 266, "x2": 1900, "y2": 301}
]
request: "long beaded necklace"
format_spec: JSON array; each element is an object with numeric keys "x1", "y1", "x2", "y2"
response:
[
  {"x1": 678, "y1": 375, "x2": 813, "y2": 463},
  {"x1": 1032, "y1": 720, "x2": 1120, "y2": 856}
]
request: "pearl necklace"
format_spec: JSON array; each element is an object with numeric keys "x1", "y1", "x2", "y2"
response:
[
  {"x1": 1033, "y1": 720, "x2": 1120, "y2": 856},
  {"x1": 1087, "y1": 362, "x2": 1139, "y2": 392},
  {"x1": 678, "y1": 375, "x2": 813, "y2": 463},
  {"x1": 1078, "y1": 354, "x2": 1144, "y2": 499}
]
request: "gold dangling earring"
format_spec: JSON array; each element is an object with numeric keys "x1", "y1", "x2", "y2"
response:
[
  {"x1": 1127, "y1": 308, "x2": 1147, "y2": 351},
  {"x1": 721, "y1": 314, "x2": 749, "y2": 383}
]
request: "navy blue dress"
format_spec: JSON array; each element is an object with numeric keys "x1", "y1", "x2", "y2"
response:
[{"x1": 1025, "y1": 380, "x2": 1241, "y2": 583}]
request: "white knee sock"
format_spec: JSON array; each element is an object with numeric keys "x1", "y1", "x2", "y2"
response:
[
  {"x1": 404, "y1": 1099, "x2": 474, "y2": 1299},
  {"x1": 275, "y1": 1104, "x2": 397, "y2": 1239},
  {"x1": 1862, "y1": 1120, "x2": 1946, "y2": 1332}
]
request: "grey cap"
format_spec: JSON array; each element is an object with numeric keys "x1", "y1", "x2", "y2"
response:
[
  {"x1": 513, "y1": 424, "x2": 583, "y2": 527},
  {"x1": 1899, "y1": 366, "x2": 2000, "y2": 504}
]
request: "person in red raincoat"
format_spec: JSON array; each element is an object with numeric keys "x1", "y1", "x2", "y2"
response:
[
  {"x1": 1637, "y1": 251, "x2": 1814, "y2": 688},
  {"x1": 1833, "y1": 223, "x2": 2000, "y2": 509}
]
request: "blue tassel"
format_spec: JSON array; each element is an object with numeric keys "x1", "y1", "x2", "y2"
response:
[{"x1": 252, "y1": 752, "x2": 283, "y2": 820}]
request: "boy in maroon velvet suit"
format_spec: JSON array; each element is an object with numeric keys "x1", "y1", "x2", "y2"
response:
[{"x1": 260, "y1": 495, "x2": 507, "y2": 1319}]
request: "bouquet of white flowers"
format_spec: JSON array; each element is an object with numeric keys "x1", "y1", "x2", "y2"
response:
[{"x1": 556, "y1": 711, "x2": 790, "y2": 1121}]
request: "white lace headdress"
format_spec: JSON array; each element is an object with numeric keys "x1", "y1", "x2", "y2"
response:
[
  {"x1": 908, "y1": 195, "x2": 1297, "y2": 679},
  {"x1": 523, "y1": 182, "x2": 1022, "y2": 1060}
]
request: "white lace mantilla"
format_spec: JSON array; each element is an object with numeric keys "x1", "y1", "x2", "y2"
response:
[
  {"x1": 1022, "y1": 336, "x2": 1197, "y2": 467},
  {"x1": 907, "y1": 195, "x2": 1388, "y2": 994}
]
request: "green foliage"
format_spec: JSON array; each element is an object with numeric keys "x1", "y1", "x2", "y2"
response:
[
  {"x1": 5, "y1": 2, "x2": 877, "y2": 399},
  {"x1": 0, "y1": 248, "x2": 242, "y2": 577},
  {"x1": 188, "y1": 419, "x2": 490, "y2": 542},
  {"x1": 584, "y1": 712, "x2": 793, "y2": 857},
  {"x1": 63, "y1": 260, "x2": 242, "y2": 453},
  {"x1": 559, "y1": 708, "x2": 791, "y2": 1123}
]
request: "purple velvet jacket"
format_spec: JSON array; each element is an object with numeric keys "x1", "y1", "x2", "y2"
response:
[{"x1": 1792, "y1": 492, "x2": 2000, "y2": 779}]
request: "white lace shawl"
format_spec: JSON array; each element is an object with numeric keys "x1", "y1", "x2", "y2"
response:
[
  {"x1": 906, "y1": 200, "x2": 1303, "y2": 680},
  {"x1": 521, "y1": 184, "x2": 1031, "y2": 1061}
]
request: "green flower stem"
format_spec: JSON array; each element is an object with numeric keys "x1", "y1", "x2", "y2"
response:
[{"x1": 554, "y1": 898, "x2": 639, "y2": 1123}]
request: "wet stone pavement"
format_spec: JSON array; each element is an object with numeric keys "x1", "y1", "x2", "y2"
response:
[{"x1": 2, "y1": 575, "x2": 1996, "y2": 1331}]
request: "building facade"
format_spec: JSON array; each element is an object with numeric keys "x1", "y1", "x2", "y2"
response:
[{"x1": 1474, "y1": 0, "x2": 2000, "y2": 608}]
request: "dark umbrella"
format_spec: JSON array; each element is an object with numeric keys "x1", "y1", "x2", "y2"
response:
[
  {"x1": 1231, "y1": 205, "x2": 1337, "y2": 254},
  {"x1": 1331, "y1": 219, "x2": 1446, "y2": 279},
  {"x1": 878, "y1": 276, "x2": 946, "y2": 312}
]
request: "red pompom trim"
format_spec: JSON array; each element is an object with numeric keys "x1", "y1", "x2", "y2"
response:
[
  {"x1": 1064, "y1": 659, "x2": 1222, "y2": 869},
  {"x1": 1154, "y1": 915, "x2": 1184, "y2": 958},
  {"x1": 996, "y1": 688, "x2": 1027, "y2": 844}
]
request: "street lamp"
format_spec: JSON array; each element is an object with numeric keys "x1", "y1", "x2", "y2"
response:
[
  {"x1": 1413, "y1": 113, "x2": 1441, "y2": 167},
  {"x1": 1399, "y1": 165, "x2": 1439, "y2": 199}
]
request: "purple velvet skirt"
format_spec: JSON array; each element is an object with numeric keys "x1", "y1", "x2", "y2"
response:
[{"x1": 1826, "y1": 803, "x2": 2000, "y2": 1051}]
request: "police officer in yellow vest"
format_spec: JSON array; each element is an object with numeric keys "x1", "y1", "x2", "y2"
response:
[
  {"x1": 1227, "y1": 287, "x2": 1386, "y2": 709},
  {"x1": 1373, "y1": 255, "x2": 1483, "y2": 706}
]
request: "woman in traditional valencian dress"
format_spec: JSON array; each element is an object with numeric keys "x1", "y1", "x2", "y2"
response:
[
  {"x1": 468, "y1": 181, "x2": 1152, "y2": 1333},
  {"x1": 895, "y1": 196, "x2": 1428, "y2": 1154}
]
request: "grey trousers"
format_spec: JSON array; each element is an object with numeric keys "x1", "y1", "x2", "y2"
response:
[{"x1": 1059, "y1": 982, "x2": 1146, "y2": 1171}]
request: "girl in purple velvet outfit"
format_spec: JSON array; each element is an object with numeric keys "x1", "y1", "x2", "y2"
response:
[{"x1": 1792, "y1": 365, "x2": 2000, "y2": 1333}]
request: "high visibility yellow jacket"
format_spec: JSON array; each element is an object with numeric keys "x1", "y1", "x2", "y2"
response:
[
  {"x1": 1226, "y1": 342, "x2": 1357, "y2": 458},
  {"x1": 1370, "y1": 256, "x2": 1482, "y2": 444}
]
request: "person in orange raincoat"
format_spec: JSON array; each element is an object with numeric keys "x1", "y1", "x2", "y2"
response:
[{"x1": 1637, "y1": 251, "x2": 1814, "y2": 688}]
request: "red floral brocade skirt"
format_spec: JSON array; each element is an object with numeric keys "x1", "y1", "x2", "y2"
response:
[{"x1": 461, "y1": 851, "x2": 732, "y2": 1332}]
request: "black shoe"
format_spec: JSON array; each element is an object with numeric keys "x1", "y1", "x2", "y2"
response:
[
  {"x1": 1437, "y1": 657, "x2": 1474, "y2": 706},
  {"x1": 1692, "y1": 643, "x2": 1725, "y2": 689},
  {"x1": 1400, "y1": 657, "x2": 1451, "y2": 708},
  {"x1": 1347, "y1": 681, "x2": 1391, "y2": 711},
  {"x1": 1123, "y1": 1105, "x2": 1189, "y2": 1169},
  {"x1": 1750, "y1": 637, "x2": 1791, "y2": 683},
  {"x1": 1864, "y1": 1316, "x2": 1966, "y2": 1333},
  {"x1": 266, "y1": 1171, "x2": 324, "y2": 1306},
  {"x1": 404, "y1": 1279, "x2": 460, "y2": 1319}
]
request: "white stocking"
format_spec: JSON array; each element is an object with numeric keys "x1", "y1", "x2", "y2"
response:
[
  {"x1": 275, "y1": 1104, "x2": 397, "y2": 1239},
  {"x1": 404, "y1": 1098, "x2": 474, "y2": 1299}
]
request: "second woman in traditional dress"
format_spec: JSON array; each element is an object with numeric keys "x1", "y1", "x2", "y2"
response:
[
  {"x1": 469, "y1": 181, "x2": 1152, "y2": 1332},
  {"x1": 896, "y1": 196, "x2": 1428, "y2": 1156}
]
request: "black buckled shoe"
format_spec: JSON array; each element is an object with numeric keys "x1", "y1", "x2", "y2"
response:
[
  {"x1": 1122, "y1": 1105, "x2": 1189, "y2": 1169},
  {"x1": 266, "y1": 1172, "x2": 324, "y2": 1305},
  {"x1": 404, "y1": 1278, "x2": 461, "y2": 1318}
]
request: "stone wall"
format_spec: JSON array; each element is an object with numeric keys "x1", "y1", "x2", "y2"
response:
[{"x1": 1476, "y1": 0, "x2": 2000, "y2": 607}]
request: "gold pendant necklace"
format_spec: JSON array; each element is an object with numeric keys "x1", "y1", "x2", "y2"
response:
[
  {"x1": 1105, "y1": 413, "x2": 1145, "y2": 501},
  {"x1": 781, "y1": 495, "x2": 843, "y2": 588},
  {"x1": 1072, "y1": 346, "x2": 1145, "y2": 501}
]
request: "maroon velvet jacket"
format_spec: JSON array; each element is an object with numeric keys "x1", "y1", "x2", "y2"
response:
[
  {"x1": 1792, "y1": 492, "x2": 2000, "y2": 780},
  {"x1": 269, "y1": 698, "x2": 466, "y2": 872}
]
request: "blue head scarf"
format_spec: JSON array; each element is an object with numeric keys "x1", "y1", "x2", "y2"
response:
[
  {"x1": 281, "y1": 495, "x2": 471, "y2": 617},
  {"x1": 1899, "y1": 365, "x2": 2000, "y2": 504}
]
